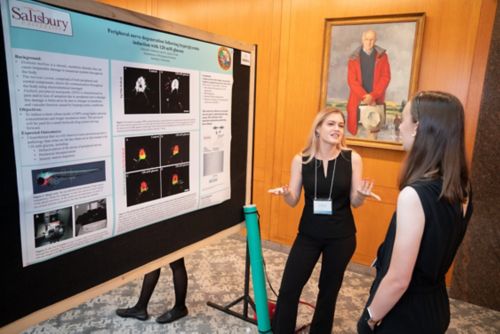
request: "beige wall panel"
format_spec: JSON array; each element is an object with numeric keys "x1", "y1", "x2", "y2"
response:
[
  {"x1": 352, "y1": 201, "x2": 394, "y2": 264},
  {"x1": 356, "y1": 147, "x2": 404, "y2": 188},
  {"x1": 98, "y1": 0, "x2": 153, "y2": 15}
]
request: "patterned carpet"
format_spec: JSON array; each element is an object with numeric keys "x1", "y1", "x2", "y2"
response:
[{"x1": 22, "y1": 235, "x2": 500, "y2": 333}]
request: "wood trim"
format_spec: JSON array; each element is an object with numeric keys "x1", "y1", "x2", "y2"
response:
[
  {"x1": 348, "y1": 139, "x2": 405, "y2": 151},
  {"x1": 269, "y1": 0, "x2": 294, "y2": 243},
  {"x1": 247, "y1": 45, "x2": 258, "y2": 205},
  {"x1": 255, "y1": 0, "x2": 285, "y2": 240},
  {"x1": 464, "y1": 0, "x2": 497, "y2": 164}
]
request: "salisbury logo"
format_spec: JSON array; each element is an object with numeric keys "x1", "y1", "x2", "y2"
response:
[
  {"x1": 9, "y1": 0, "x2": 72, "y2": 36},
  {"x1": 217, "y1": 47, "x2": 232, "y2": 71}
]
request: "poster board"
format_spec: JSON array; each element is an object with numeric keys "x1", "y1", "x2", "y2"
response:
[{"x1": 0, "y1": 0, "x2": 255, "y2": 329}]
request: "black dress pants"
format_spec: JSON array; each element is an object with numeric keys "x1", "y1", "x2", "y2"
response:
[{"x1": 273, "y1": 233, "x2": 356, "y2": 334}]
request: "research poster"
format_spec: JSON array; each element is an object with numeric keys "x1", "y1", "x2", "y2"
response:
[{"x1": 1, "y1": 0, "x2": 233, "y2": 266}]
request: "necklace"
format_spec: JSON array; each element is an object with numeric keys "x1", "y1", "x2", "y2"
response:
[
  {"x1": 316, "y1": 146, "x2": 341, "y2": 161},
  {"x1": 314, "y1": 157, "x2": 337, "y2": 200}
]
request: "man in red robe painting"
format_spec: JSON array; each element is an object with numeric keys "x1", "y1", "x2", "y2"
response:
[{"x1": 347, "y1": 30, "x2": 391, "y2": 135}]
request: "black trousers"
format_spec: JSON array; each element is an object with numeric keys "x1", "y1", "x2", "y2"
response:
[{"x1": 272, "y1": 233, "x2": 356, "y2": 334}]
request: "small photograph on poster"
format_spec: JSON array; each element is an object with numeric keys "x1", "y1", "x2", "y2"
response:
[
  {"x1": 124, "y1": 66, "x2": 160, "y2": 114},
  {"x1": 32, "y1": 161, "x2": 106, "y2": 194},
  {"x1": 161, "y1": 133, "x2": 190, "y2": 166},
  {"x1": 203, "y1": 150, "x2": 224, "y2": 176},
  {"x1": 74, "y1": 199, "x2": 107, "y2": 237},
  {"x1": 205, "y1": 124, "x2": 226, "y2": 151},
  {"x1": 161, "y1": 164, "x2": 190, "y2": 197},
  {"x1": 34, "y1": 207, "x2": 73, "y2": 248},
  {"x1": 160, "y1": 71, "x2": 190, "y2": 114},
  {"x1": 126, "y1": 169, "x2": 161, "y2": 206},
  {"x1": 125, "y1": 135, "x2": 160, "y2": 172}
]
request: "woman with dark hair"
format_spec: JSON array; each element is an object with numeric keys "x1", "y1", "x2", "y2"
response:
[
  {"x1": 357, "y1": 91, "x2": 473, "y2": 333},
  {"x1": 269, "y1": 107, "x2": 375, "y2": 333}
]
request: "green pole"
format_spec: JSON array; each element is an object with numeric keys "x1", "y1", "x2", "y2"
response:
[{"x1": 243, "y1": 204, "x2": 272, "y2": 333}]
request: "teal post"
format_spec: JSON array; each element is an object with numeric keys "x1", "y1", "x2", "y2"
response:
[{"x1": 243, "y1": 204, "x2": 272, "y2": 333}]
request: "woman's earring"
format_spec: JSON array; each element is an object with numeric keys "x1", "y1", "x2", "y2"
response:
[{"x1": 412, "y1": 123, "x2": 419, "y2": 137}]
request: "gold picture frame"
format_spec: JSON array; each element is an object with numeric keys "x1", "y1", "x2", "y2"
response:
[{"x1": 320, "y1": 13, "x2": 425, "y2": 150}]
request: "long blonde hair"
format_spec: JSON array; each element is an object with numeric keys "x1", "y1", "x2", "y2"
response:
[{"x1": 301, "y1": 107, "x2": 347, "y2": 164}]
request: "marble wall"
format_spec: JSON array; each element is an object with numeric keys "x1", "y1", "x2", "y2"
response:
[{"x1": 450, "y1": 3, "x2": 500, "y2": 311}]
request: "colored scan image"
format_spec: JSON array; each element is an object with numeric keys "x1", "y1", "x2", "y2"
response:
[
  {"x1": 126, "y1": 169, "x2": 161, "y2": 206},
  {"x1": 31, "y1": 161, "x2": 105, "y2": 194},
  {"x1": 161, "y1": 133, "x2": 189, "y2": 165},
  {"x1": 161, "y1": 164, "x2": 189, "y2": 197},
  {"x1": 125, "y1": 135, "x2": 160, "y2": 172}
]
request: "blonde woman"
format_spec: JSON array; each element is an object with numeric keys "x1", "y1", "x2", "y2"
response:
[{"x1": 270, "y1": 107, "x2": 374, "y2": 333}]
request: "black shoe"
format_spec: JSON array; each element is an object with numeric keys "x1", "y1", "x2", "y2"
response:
[
  {"x1": 156, "y1": 306, "x2": 188, "y2": 324},
  {"x1": 116, "y1": 307, "x2": 149, "y2": 321}
]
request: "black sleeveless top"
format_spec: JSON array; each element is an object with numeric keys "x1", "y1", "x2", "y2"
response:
[
  {"x1": 299, "y1": 150, "x2": 355, "y2": 239},
  {"x1": 368, "y1": 179, "x2": 472, "y2": 333}
]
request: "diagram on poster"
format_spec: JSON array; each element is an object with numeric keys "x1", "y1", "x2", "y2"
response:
[{"x1": 1, "y1": 0, "x2": 234, "y2": 266}]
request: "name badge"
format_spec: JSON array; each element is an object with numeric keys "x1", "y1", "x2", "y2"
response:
[{"x1": 313, "y1": 199, "x2": 332, "y2": 215}]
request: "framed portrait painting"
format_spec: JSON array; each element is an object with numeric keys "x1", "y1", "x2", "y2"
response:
[{"x1": 320, "y1": 13, "x2": 425, "y2": 150}]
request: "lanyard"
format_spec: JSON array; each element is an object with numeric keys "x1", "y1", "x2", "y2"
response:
[{"x1": 314, "y1": 157, "x2": 337, "y2": 200}]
